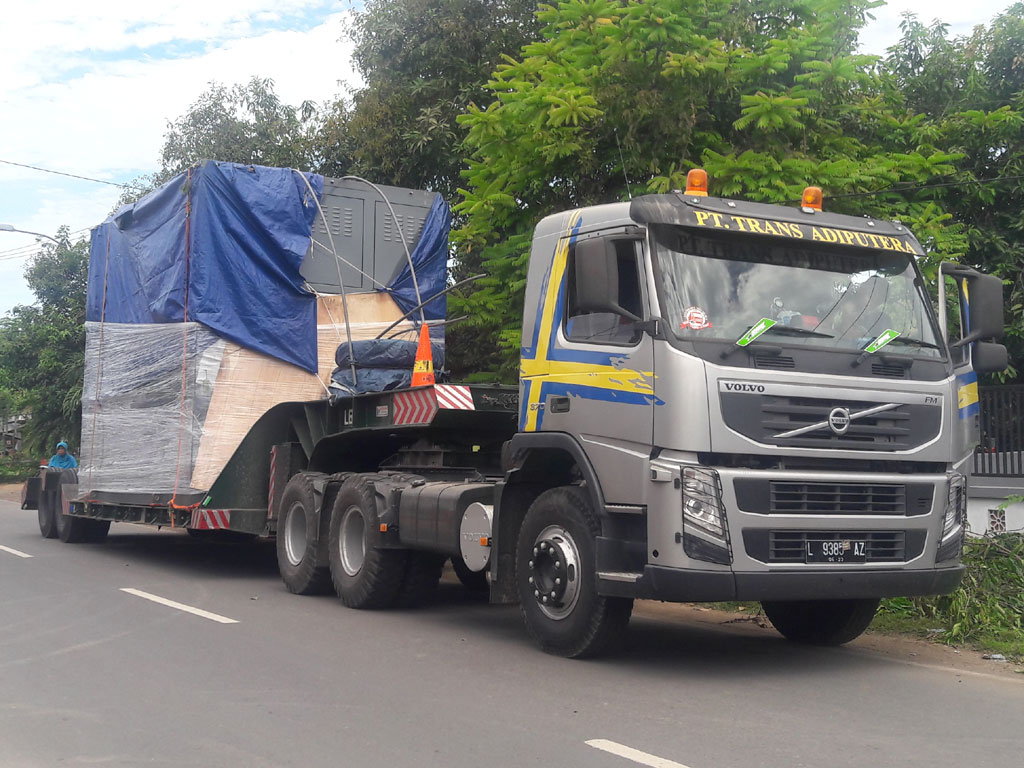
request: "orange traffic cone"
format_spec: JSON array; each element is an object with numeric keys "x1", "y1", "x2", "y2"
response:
[{"x1": 411, "y1": 323, "x2": 435, "y2": 387}]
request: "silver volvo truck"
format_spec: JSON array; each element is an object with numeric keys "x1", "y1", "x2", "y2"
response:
[{"x1": 500, "y1": 174, "x2": 1006, "y2": 654}]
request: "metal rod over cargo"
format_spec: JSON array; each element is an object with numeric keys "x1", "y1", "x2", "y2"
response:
[{"x1": 24, "y1": 164, "x2": 1007, "y2": 657}]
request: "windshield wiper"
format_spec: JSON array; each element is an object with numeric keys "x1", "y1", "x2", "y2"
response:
[
  {"x1": 720, "y1": 318, "x2": 832, "y2": 359},
  {"x1": 884, "y1": 337, "x2": 941, "y2": 350},
  {"x1": 762, "y1": 326, "x2": 834, "y2": 339}
]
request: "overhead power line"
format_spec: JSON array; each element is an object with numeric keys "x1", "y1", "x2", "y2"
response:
[
  {"x1": 0, "y1": 157, "x2": 148, "y2": 190},
  {"x1": 816, "y1": 173, "x2": 1024, "y2": 203},
  {"x1": 0, "y1": 227, "x2": 92, "y2": 261}
]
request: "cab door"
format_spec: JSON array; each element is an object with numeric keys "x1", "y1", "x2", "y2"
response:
[{"x1": 521, "y1": 231, "x2": 655, "y2": 504}]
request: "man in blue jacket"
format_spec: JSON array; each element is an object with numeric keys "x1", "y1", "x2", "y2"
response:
[{"x1": 48, "y1": 441, "x2": 78, "y2": 469}]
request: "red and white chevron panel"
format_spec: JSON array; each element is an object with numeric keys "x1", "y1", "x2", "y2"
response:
[
  {"x1": 435, "y1": 385, "x2": 475, "y2": 411},
  {"x1": 190, "y1": 509, "x2": 231, "y2": 530},
  {"x1": 393, "y1": 388, "x2": 438, "y2": 425}
]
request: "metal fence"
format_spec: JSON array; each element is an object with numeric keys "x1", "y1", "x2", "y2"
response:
[{"x1": 974, "y1": 385, "x2": 1024, "y2": 477}]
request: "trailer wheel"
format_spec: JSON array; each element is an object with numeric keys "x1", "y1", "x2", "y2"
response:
[
  {"x1": 37, "y1": 490, "x2": 58, "y2": 539},
  {"x1": 55, "y1": 506, "x2": 92, "y2": 543},
  {"x1": 451, "y1": 556, "x2": 488, "y2": 592},
  {"x1": 761, "y1": 599, "x2": 880, "y2": 646},
  {"x1": 329, "y1": 475, "x2": 407, "y2": 609},
  {"x1": 516, "y1": 486, "x2": 633, "y2": 658},
  {"x1": 276, "y1": 473, "x2": 332, "y2": 595},
  {"x1": 395, "y1": 553, "x2": 446, "y2": 608}
]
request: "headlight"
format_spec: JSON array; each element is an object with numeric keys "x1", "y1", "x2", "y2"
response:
[{"x1": 681, "y1": 466, "x2": 731, "y2": 565}]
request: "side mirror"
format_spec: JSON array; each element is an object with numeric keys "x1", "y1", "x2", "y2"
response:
[
  {"x1": 940, "y1": 263, "x2": 1006, "y2": 348},
  {"x1": 963, "y1": 272, "x2": 1005, "y2": 342},
  {"x1": 573, "y1": 239, "x2": 639, "y2": 320},
  {"x1": 972, "y1": 341, "x2": 1008, "y2": 374}
]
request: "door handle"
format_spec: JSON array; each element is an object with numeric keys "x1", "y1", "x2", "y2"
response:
[{"x1": 549, "y1": 396, "x2": 570, "y2": 414}]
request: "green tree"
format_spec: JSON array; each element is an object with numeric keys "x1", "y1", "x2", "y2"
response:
[
  {"x1": 344, "y1": 0, "x2": 542, "y2": 198},
  {"x1": 453, "y1": 0, "x2": 963, "y2": 379},
  {"x1": 161, "y1": 77, "x2": 321, "y2": 176},
  {"x1": 885, "y1": 6, "x2": 1024, "y2": 378},
  {"x1": 118, "y1": 77, "x2": 331, "y2": 207},
  {"x1": 0, "y1": 227, "x2": 89, "y2": 453}
]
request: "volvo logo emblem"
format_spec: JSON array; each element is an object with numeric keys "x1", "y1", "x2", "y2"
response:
[{"x1": 828, "y1": 407, "x2": 851, "y2": 435}]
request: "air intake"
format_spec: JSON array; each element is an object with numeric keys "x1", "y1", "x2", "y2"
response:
[{"x1": 754, "y1": 355, "x2": 795, "y2": 370}]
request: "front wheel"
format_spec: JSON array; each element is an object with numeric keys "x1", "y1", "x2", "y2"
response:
[
  {"x1": 761, "y1": 598, "x2": 880, "y2": 646},
  {"x1": 516, "y1": 486, "x2": 632, "y2": 658}
]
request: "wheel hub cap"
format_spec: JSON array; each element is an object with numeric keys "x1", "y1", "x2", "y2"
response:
[{"x1": 527, "y1": 525, "x2": 581, "y2": 620}]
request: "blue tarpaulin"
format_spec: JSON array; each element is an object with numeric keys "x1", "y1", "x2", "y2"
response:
[
  {"x1": 383, "y1": 194, "x2": 450, "y2": 320},
  {"x1": 87, "y1": 161, "x2": 324, "y2": 373}
]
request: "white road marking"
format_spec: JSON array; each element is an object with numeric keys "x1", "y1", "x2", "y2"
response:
[
  {"x1": 0, "y1": 544, "x2": 33, "y2": 559},
  {"x1": 120, "y1": 588, "x2": 239, "y2": 624},
  {"x1": 586, "y1": 739, "x2": 693, "y2": 768}
]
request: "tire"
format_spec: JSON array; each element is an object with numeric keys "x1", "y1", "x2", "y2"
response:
[
  {"x1": 55, "y1": 505, "x2": 92, "y2": 543},
  {"x1": 395, "y1": 553, "x2": 446, "y2": 608},
  {"x1": 37, "y1": 491, "x2": 57, "y2": 539},
  {"x1": 328, "y1": 475, "x2": 407, "y2": 609},
  {"x1": 761, "y1": 598, "x2": 880, "y2": 646},
  {"x1": 516, "y1": 486, "x2": 633, "y2": 658},
  {"x1": 276, "y1": 473, "x2": 333, "y2": 595},
  {"x1": 451, "y1": 555, "x2": 488, "y2": 592}
]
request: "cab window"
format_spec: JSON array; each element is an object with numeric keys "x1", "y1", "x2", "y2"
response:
[{"x1": 564, "y1": 238, "x2": 643, "y2": 345}]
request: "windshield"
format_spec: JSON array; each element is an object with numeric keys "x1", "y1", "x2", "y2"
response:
[{"x1": 652, "y1": 226, "x2": 943, "y2": 358}]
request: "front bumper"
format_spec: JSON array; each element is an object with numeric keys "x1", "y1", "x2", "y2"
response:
[{"x1": 598, "y1": 564, "x2": 965, "y2": 602}]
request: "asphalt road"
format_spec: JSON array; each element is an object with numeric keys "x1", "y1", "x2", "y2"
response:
[{"x1": 2, "y1": 498, "x2": 1022, "y2": 768}]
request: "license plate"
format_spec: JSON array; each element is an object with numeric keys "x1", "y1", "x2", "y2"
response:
[{"x1": 805, "y1": 539, "x2": 867, "y2": 564}]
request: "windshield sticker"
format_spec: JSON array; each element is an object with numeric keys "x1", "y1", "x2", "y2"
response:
[
  {"x1": 863, "y1": 329, "x2": 901, "y2": 354},
  {"x1": 736, "y1": 318, "x2": 776, "y2": 347},
  {"x1": 682, "y1": 306, "x2": 712, "y2": 330},
  {"x1": 689, "y1": 210, "x2": 920, "y2": 255}
]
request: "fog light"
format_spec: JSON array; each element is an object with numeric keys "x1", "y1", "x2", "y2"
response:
[{"x1": 681, "y1": 466, "x2": 731, "y2": 565}]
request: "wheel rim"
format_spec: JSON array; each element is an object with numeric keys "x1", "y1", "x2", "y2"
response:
[
  {"x1": 338, "y1": 505, "x2": 366, "y2": 576},
  {"x1": 283, "y1": 501, "x2": 307, "y2": 567},
  {"x1": 526, "y1": 524, "x2": 582, "y2": 621}
]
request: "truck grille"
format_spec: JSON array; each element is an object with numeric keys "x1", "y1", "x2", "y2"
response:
[
  {"x1": 770, "y1": 482, "x2": 905, "y2": 515},
  {"x1": 734, "y1": 479, "x2": 935, "y2": 516},
  {"x1": 742, "y1": 529, "x2": 927, "y2": 564},
  {"x1": 719, "y1": 392, "x2": 942, "y2": 451}
]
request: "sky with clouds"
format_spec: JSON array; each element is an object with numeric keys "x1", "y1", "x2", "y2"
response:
[{"x1": 0, "y1": 0, "x2": 1013, "y2": 316}]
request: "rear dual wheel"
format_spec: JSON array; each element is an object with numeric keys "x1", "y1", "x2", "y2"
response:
[
  {"x1": 276, "y1": 473, "x2": 333, "y2": 595},
  {"x1": 327, "y1": 475, "x2": 443, "y2": 609},
  {"x1": 329, "y1": 476, "x2": 407, "y2": 609}
]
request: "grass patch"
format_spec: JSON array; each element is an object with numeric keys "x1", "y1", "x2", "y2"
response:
[
  {"x1": 879, "y1": 533, "x2": 1024, "y2": 660},
  {"x1": 0, "y1": 455, "x2": 37, "y2": 484},
  {"x1": 703, "y1": 534, "x2": 1024, "y2": 660}
]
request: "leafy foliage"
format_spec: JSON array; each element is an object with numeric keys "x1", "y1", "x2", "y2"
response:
[
  {"x1": 884, "y1": 6, "x2": 1024, "y2": 380},
  {"x1": 0, "y1": 228, "x2": 89, "y2": 454},
  {"x1": 881, "y1": 530, "x2": 1024, "y2": 657},
  {"x1": 344, "y1": 0, "x2": 542, "y2": 198},
  {"x1": 452, "y1": 0, "x2": 969, "y2": 379}
]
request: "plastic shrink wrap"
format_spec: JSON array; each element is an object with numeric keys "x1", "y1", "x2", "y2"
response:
[{"x1": 79, "y1": 161, "x2": 448, "y2": 499}]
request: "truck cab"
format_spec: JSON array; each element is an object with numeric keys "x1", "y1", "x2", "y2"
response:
[{"x1": 503, "y1": 171, "x2": 1006, "y2": 650}]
